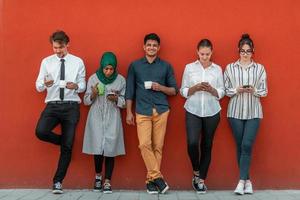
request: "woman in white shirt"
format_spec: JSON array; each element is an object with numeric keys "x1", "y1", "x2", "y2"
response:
[
  {"x1": 224, "y1": 34, "x2": 267, "y2": 195},
  {"x1": 180, "y1": 39, "x2": 225, "y2": 193}
]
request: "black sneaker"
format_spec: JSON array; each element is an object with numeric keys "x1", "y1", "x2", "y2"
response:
[
  {"x1": 146, "y1": 181, "x2": 158, "y2": 194},
  {"x1": 93, "y1": 177, "x2": 102, "y2": 192},
  {"x1": 153, "y1": 177, "x2": 169, "y2": 194},
  {"x1": 52, "y1": 182, "x2": 63, "y2": 194},
  {"x1": 103, "y1": 182, "x2": 112, "y2": 194},
  {"x1": 192, "y1": 176, "x2": 207, "y2": 194}
]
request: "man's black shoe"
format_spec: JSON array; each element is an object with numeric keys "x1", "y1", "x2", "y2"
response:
[
  {"x1": 146, "y1": 181, "x2": 158, "y2": 194},
  {"x1": 153, "y1": 177, "x2": 169, "y2": 194}
]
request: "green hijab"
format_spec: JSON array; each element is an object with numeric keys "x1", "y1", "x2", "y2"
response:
[{"x1": 96, "y1": 52, "x2": 118, "y2": 85}]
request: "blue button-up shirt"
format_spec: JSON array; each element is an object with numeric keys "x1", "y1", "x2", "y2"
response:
[{"x1": 125, "y1": 57, "x2": 178, "y2": 116}]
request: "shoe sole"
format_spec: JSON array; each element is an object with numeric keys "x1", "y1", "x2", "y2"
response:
[
  {"x1": 93, "y1": 189, "x2": 102, "y2": 192},
  {"x1": 234, "y1": 191, "x2": 244, "y2": 195},
  {"x1": 103, "y1": 191, "x2": 112, "y2": 194},
  {"x1": 245, "y1": 191, "x2": 253, "y2": 194},
  {"x1": 52, "y1": 190, "x2": 63, "y2": 194},
  {"x1": 147, "y1": 190, "x2": 159, "y2": 194},
  {"x1": 160, "y1": 185, "x2": 169, "y2": 194}
]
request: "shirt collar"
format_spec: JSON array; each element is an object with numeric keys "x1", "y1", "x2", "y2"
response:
[
  {"x1": 55, "y1": 53, "x2": 69, "y2": 61},
  {"x1": 235, "y1": 60, "x2": 255, "y2": 69},
  {"x1": 142, "y1": 56, "x2": 160, "y2": 64},
  {"x1": 195, "y1": 60, "x2": 215, "y2": 70}
]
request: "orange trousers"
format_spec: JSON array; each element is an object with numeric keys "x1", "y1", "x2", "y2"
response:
[{"x1": 136, "y1": 109, "x2": 169, "y2": 181}]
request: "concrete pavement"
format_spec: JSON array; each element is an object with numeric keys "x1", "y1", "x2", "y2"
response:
[{"x1": 1, "y1": 189, "x2": 300, "y2": 200}]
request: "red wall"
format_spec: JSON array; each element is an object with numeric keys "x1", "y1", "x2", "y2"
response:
[{"x1": 1, "y1": 0, "x2": 300, "y2": 189}]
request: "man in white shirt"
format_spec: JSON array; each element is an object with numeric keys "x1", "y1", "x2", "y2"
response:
[{"x1": 35, "y1": 30, "x2": 86, "y2": 194}]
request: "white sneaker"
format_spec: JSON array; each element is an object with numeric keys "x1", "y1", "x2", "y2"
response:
[
  {"x1": 234, "y1": 182, "x2": 244, "y2": 195},
  {"x1": 244, "y1": 181, "x2": 253, "y2": 194},
  {"x1": 103, "y1": 182, "x2": 112, "y2": 194}
]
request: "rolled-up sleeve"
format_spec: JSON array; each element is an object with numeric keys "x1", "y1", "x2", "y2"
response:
[
  {"x1": 76, "y1": 60, "x2": 86, "y2": 93},
  {"x1": 125, "y1": 64, "x2": 135, "y2": 100},
  {"x1": 215, "y1": 69, "x2": 225, "y2": 100},
  {"x1": 180, "y1": 65, "x2": 190, "y2": 98},
  {"x1": 83, "y1": 76, "x2": 94, "y2": 106},
  {"x1": 117, "y1": 78, "x2": 126, "y2": 108},
  {"x1": 166, "y1": 64, "x2": 178, "y2": 93},
  {"x1": 224, "y1": 65, "x2": 237, "y2": 97},
  {"x1": 35, "y1": 59, "x2": 47, "y2": 92},
  {"x1": 254, "y1": 66, "x2": 268, "y2": 97}
]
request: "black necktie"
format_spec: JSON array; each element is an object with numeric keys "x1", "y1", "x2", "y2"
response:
[{"x1": 60, "y1": 59, "x2": 65, "y2": 100}]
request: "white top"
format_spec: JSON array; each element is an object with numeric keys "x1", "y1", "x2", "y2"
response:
[
  {"x1": 35, "y1": 53, "x2": 86, "y2": 103},
  {"x1": 180, "y1": 60, "x2": 225, "y2": 117},
  {"x1": 224, "y1": 61, "x2": 268, "y2": 119}
]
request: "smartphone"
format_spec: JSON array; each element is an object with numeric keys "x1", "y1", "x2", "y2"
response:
[
  {"x1": 243, "y1": 85, "x2": 251, "y2": 88},
  {"x1": 106, "y1": 91, "x2": 116, "y2": 97}
]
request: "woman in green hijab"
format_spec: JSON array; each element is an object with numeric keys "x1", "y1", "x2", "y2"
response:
[{"x1": 82, "y1": 52, "x2": 126, "y2": 194}]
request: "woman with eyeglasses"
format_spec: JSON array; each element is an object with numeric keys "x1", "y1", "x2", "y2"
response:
[
  {"x1": 180, "y1": 39, "x2": 225, "y2": 194},
  {"x1": 224, "y1": 34, "x2": 268, "y2": 195}
]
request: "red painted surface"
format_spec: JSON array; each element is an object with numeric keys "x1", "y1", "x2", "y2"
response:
[{"x1": 0, "y1": 0, "x2": 300, "y2": 189}]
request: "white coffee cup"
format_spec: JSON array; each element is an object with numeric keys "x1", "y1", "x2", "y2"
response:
[
  {"x1": 44, "y1": 74, "x2": 53, "y2": 82},
  {"x1": 59, "y1": 80, "x2": 66, "y2": 88},
  {"x1": 144, "y1": 81, "x2": 152, "y2": 89}
]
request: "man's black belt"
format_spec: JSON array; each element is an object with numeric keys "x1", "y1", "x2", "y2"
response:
[{"x1": 48, "y1": 101, "x2": 78, "y2": 105}]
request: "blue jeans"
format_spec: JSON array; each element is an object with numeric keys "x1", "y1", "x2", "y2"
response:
[{"x1": 228, "y1": 118, "x2": 260, "y2": 180}]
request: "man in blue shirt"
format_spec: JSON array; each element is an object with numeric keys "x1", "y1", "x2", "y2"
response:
[{"x1": 125, "y1": 33, "x2": 177, "y2": 194}]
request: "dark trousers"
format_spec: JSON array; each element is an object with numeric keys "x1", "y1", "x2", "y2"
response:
[
  {"x1": 185, "y1": 111, "x2": 220, "y2": 180},
  {"x1": 35, "y1": 103, "x2": 80, "y2": 183},
  {"x1": 228, "y1": 118, "x2": 260, "y2": 180},
  {"x1": 94, "y1": 155, "x2": 115, "y2": 180}
]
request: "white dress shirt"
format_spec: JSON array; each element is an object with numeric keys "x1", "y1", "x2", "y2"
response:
[
  {"x1": 36, "y1": 53, "x2": 86, "y2": 103},
  {"x1": 180, "y1": 60, "x2": 225, "y2": 117}
]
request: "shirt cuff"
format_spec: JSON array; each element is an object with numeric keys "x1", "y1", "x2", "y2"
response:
[
  {"x1": 182, "y1": 88, "x2": 189, "y2": 98},
  {"x1": 215, "y1": 88, "x2": 222, "y2": 100}
]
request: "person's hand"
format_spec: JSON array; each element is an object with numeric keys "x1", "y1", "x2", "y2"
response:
[
  {"x1": 244, "y1": 85, "x2": 255, "y2": 94},
  {"x1": 90, "y1": 83, "x2": 99, "y2": 100},
  {"x1": 152, "y1": 82, "x2": 162, "y2": 91},
  {"x1": 44, "y1": 79, "x2": 54, "y2": 87},
  {"x1": 126, "y1": 112, "x2": 135, "y2": 125},
  {"x1": 201, "y1": 82, "x2": 213, "y2": 92},
  {"x1": 107, "y1": 94, "x2": 118, "y2": 102},
  {"x1": 237, "y1": 86, "x2": 246, "y2": 94},
  {"x1": 111, "y1": 90, "x2": 120, "y2": 95},
  {"x1": 188, "y1": 82, "x2": 207, "y2": 96},
  {"x1": 193, "y1": 83, "x2": 206, "y2": 91},
  {"x1": 66, "y1": 82, "x2": 78, "y2": 90},
  {"x1": 201, "y1": 82, "x2": 219, "y2": 97}
]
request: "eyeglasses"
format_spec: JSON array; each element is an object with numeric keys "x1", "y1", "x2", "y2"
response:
[{"x1": 239, "y1": 49, "x2": 253, "y2": 55}]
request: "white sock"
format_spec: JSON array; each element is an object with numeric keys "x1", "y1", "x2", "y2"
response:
[{"x1": 95, "y1": 175, "x2": 102, "y2": 180}]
